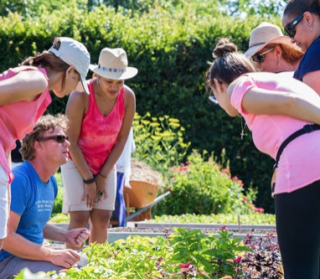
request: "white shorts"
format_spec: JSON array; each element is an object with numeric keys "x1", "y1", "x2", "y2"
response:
[
  {"x1": 61, "y1": 160, "x2": 116, "y2": 212},
  {"x1": 0, "y1": 165, "x2": 9, "y2": 239}
]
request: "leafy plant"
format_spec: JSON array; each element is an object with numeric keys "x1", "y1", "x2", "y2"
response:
[
  {"x1": 17, "y1": 227, "x2": 284, "y2": 278},
  {"x1": 49, "y1": 213, "x2": 69, "y2": 223},
  {"x1": 132, "y1": 112, "x2": 191, "y2": 176},
  {"x1": 241, "y1": 231, "x2": 283, "y2": 278},
  {"x1": 154, "y1": 151, "x2": 258, "y2": 216},
  {"x1": 150, "y1": 213, "x2": 275, "y2": 225},
  {"x1": 51, "y1": 172, "x2": 64, "y2": 216}
]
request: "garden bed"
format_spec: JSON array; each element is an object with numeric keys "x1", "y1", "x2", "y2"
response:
[{"x1": 108, "y1": 223, "x2": 278, "y2": 244}]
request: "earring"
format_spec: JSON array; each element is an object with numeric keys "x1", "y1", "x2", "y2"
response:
[
  {"x1": 278, "y1": 59, "x2": 281, "y2": 67},
  {"x1": 96, "y1": 78, "x2": 100, "y2": 85}
]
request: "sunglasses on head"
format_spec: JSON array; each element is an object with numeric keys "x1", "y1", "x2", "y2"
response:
[
  {"x1": 37, "y1": 135, "x2": 68, "y2": 144},
  {"x1": 284, "y1": 13, "x2": 304, "y2": 38},
  {"x1": 251, "y1": 48, "x2": 274, "y2": 64}
]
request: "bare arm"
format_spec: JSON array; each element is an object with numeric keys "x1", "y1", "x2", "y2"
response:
[
  {"x1": 65, "y1": 90, "x2": 96, "y2": 207},
  {"x1": 303, "y1": 70, "x2": 320, "y2": 97},
  {"x1": 233, "y1": 80, "x2": 320, "y2": 124},
  {"x1": 3, "y1": 211, "x2": 80, "y2": 267},
  {"x1": 0, "y1": 70, "x2": 47, "y2": 105},
  {"x1": 43, "y1": 224, "x2": 90, "y2": 249}
]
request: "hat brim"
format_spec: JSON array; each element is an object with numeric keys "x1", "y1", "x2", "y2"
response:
[
  {"x1": 89, "y1": 64, "x2": 138, "y2": 80},
  {"x1": 245, "y1": 36, "x2": 297, "y2": 58},
  {"x1": 80, "y1": 76, "x2": 90, "y2": 95}
]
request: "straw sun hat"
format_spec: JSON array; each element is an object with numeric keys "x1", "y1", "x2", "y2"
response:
[
  {"x1": 89, "y1": 47, "x2": 138, "y2": 80},
  {"x1": 245, "y1": 22, "x2": 299, "y2": 58}
]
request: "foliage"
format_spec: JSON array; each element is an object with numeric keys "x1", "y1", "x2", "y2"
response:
[
  {"x1": 150, "y1": 213, "x2": 275, "y2": 225},
  {"x1": 153, "y1": 151, "x2": 258, "y2": 216},
  {"x1": 49, "y1": 213, "x2": 69, "y2": 223},
  {"x1": 17, "y1": 228, "x2": 283, "y2": 278},
  {"x1": 242, "y1": 232, "x2": 283, "y2": 278},
  {"x1": 0, "y1": 0, "x2": 87, "y2": 18},
  {"x1": 219, "y1": 0, "x2": 286, "y2": 18},
  {"x1": 51, "y1": 172, "x2": 64, "y2": 215},
  {"x1": 15, "y1": 268, "x2": 50, "y2": 279},
  {"x1": 49, "y1": 212, "x2": 275, "y2": 225},
  {"x1": 0, "y1": 0, "x2": 286, "y2": 18},
  {"x1": 132, "y1": 112, "x2": 190, "y2": 176}
]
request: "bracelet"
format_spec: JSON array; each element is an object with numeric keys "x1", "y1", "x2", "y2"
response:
[
  {"x1": 99, "y1": 173, "x2": 108, "y2": 179},
  {"x1": 83, "y1": 177, "x2": 95, "y2": 184}
]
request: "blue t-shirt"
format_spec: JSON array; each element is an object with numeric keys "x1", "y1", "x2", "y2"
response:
[
  {"x1": 0, "y1": 161, "x2": 57, "y2": 262},
  {"x1": 294, "y1": 36, "x2": 320, "y2": 81}
]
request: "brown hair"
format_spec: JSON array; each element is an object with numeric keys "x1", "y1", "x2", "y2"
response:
[
  {"x1": 206, "y1": 38, "x2": 255, "y2": 90},
  {"x1": 20, "y1": 114, "x2": 68, "y2": 161},
  {"x1": 20, "y1": 38, "x2": 71, "y2": 90},
  {"x1": 284, "y1": 0, "x2": 320, "y2": 18},
  {"x1": 259, "y1": 43, "x2": 304, "y2": 64}
]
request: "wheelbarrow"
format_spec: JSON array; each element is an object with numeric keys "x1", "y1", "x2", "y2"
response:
[{"x1": 112, "y1": 180, "x2": 170, "y2": 226}]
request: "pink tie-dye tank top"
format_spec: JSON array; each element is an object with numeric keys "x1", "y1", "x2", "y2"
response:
[
  {"x1": 0, "y1": 66, "x2": 51, "y2": 179},
  {"x1": 77, "y1": 79, "x2": 125, "y2": 175}
]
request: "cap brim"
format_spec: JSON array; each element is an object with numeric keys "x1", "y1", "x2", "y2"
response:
[{"x1": 80, "y1": 77, "x2": 90, "y2": 94}]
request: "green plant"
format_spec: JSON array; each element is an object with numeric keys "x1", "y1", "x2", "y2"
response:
[
  {"x1": 17, "y1": 226, "x2": 285, "y2": 279},
  {"x1": 169, "y1": 228, "x2": 252, "y2": 278},
  {"x1": 132, "y1": 112, "x2": 191, "y2": 176},
  {"x1": 154, "y1": 150, "x2": 257, "y2": 216},
  {"x1": 49, "y1": 213, "x2": 69, "y2": 223},
  {"x1": 51, "y1": 172, "x2": 64, "y2": 216},
  {"x1": 150, "y1": 213, "x2": 275, "y2": 225}
]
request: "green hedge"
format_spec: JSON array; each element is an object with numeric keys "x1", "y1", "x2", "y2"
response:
[{"x1": 0, "y1": 3, "x2": 281, "y2": 212}]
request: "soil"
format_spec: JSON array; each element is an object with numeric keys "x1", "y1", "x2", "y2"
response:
[{"x1": 129, "y1": 157, "x2": 162, "y2": 186}]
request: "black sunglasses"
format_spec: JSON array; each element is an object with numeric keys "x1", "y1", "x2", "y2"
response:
[
  {"x1": 284, "y1": 13, "x2": 304, "y2": 38},
  {"x1": 251, "y1": 48, "x2": 274, "y2": 64},
  {"x1": 37, "y1": 135, "x2": 68, "y2": 144}
]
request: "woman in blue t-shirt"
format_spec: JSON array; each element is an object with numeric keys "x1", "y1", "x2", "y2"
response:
[{"x1": 282, "y1": 0, "x2": 320, "y2": 95}]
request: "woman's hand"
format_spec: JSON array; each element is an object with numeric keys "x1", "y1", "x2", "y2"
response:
[
  {"x1": 82, "y1": 181, "x2": 97, "y2": 208},
  {"x1": 95, "y1": 174, "x2": 108, "y2": 203}
]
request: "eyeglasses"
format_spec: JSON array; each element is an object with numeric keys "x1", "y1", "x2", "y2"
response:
[
  {"x1": 37, "y1": 135, "x2": 68, "y2": 144},
  {"x1": 251, "y1": 48, "x2": 274, "y2": 64},
  {"x1": 284, "y1": 13, "x2": 304, "y2": 38}
]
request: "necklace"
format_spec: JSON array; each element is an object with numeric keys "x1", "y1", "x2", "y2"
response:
[{"x1": 240, "y1": 117, "x2": 247, "y2": 140}]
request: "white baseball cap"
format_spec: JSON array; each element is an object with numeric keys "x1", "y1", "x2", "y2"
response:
[{"x1": 49, "y1": 37, "x2": 90, "y2": 94}]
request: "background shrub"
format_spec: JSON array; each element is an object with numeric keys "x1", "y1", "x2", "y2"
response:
[
  {"x1": 153, "y1": 151, "x2": 258, "y2": 216},
  {"x1": 52, "y1": 172, "x2": 64, "y2": 215},
  {"x1": 0, "y1": 0, "x2": 284, "y2": 212}
]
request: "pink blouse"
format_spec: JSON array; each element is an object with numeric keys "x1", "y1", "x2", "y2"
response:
[
  {"x1": 76, "y1": 79, "x2": 125, "y2": 175},
  {"x1": 231, "y1": 72, "x2": 320, "y2": 194},
  {"x1": 0, "y1": 66, "x2": 51, "y2": 179}
]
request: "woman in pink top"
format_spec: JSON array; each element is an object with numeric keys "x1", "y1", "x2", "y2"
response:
[
  {"x1": 0, "y1": 37, "x2": 90, "y2": 251},
  {"x1": 206, "y1": 38, "x2": 320, "y2": 279},
  {"x1": 61, "y1": 47, "x2": 137, "y2": 246}
]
